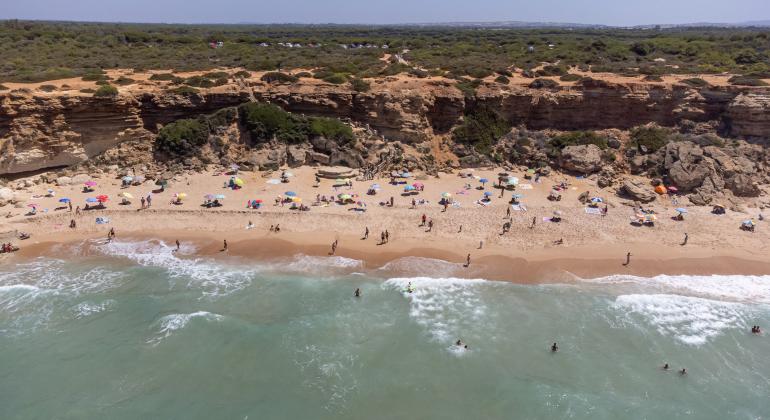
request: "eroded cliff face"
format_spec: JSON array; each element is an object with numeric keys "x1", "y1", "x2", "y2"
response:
[{"x1": 1, "y1": 78, "x2": 768, "y2": 175}]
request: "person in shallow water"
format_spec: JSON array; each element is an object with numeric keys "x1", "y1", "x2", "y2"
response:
[
  {"x1": 662, "y1": 363, "x2": 670, "y2": 370},
  {"x1": 680, "y1": 368, "x2": 687, "y2": 375},
  {"x1": 354, "y1": 288, "x2": 361, "y2": 297},
  {"x1": 551, "y1": 342, "x2": 559, "y2": 352}
]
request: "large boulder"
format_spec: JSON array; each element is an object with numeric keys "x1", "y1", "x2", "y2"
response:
[
  {"x1": 0, "y1": 188, "x2": 14, "y2": 207},
  {"x1": 725, "y1": 174, "x2": 761, "y2": 197},
  {"x1": 55, "y1": 176, "x2": 72, "y2": 186},
  {"x1": 621, "y1": 180, "x2": 656, "y2": 203},
  {"x1": 71, "y1": 174, "x2": 90, "y2": 185},
  {"x1": 668, "y1": 161, "x2": 711, "y2": 191},
  {"x1": 286, "y1": 145, "x2": 307, "y2": 167},
  {"x1": 559, "y1": 144, "x2": 603, "y2": 174}
]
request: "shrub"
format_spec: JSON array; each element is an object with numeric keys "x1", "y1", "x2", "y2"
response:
[
  {"x1": 114, "y1": 76, "x2": 135, "y2": 86},
  {"x1": 205, "y1": 107, "x2": 237, "y2": 130},
  {"x1": 559, "y1": 74, "x2": 583, "y2": 82},
  {"x1": 168, "y1": 86, "x2": 200, "y2": 95},
  {"x1": 631, "y1": 126, "x2": 670, "y2": 153},
  {"x1": 728, "y1": 76, "x2": 768, "y2": 86},
  {"x1": 79, "y1": 88, "x2": 95, "y2": 94},
  {"x1": 452, "y1": 106, "x2": 511, "y2": 155},
  {"x1": 203, "y1": 71, "x2": 229, "y2": 80},
  {"x1": 350, "y1": 78, "x2": 371, "y2": 92},
  {"x1": 681, "y1": 78, "x2": 708, "y2": 87},
  {"x1": 550, "y1": 131, "x2": 608, "y2": 152},
  {"x1": 496, "y1": 69, "x2": 513, "y2": 77},
  {"x1": 630, "y1": 42, "x2": 654, "y2": 56},
  {"x1": 183, "y1": 75, "x2": 226, "y2": 88},
  {"x1": 536, "y1": 65, "x2": 567, "y2": 77},
  {"x1": 93, "y1": 84, "x2": 118, "y2": 97},
  {"x1": 322, "y1": 73, "x2": 348, "y2": 84},
  {"x1": 260, "y1": 72, "x2": 298, "y2": 83},
  {"x1": 409, "y1": 68, "x2": 429, "y2": 78},
  {"x1": 39, "y1": 84, "x2": 57, "y2": 92},
  {"x1": 149, "y1": 73, "x2": 177, "y2": 81},
  {"x1": 456, "y1": 78, "x2": 482, "y2": 97},
  {"x1": 238, "y1": 102, "x2": 308, "y2": 143},
  {"x1": 494, "y1": 75, "x2": 510, "y2": 84},
  {"x1": 642, "y1": 75, "x2": 664, "y2": 82},
  {"x1": 295, "y1": 72, "x2": 312, "y2": 78},
  {"x1": 95, "y1": 80, "x2": 110, "y2": 86},
  {"x1": 156, "y1": 118, "x2": 209, "y2": 155},
  {"x1": 233, "y1": 70, "x2": 251, "y2": 78},
  {"x1": 309, "y1": 117, "x2": 354, "y2": 143},
  {"x1": 529, "y1": 78, "x2": 558, "y2": 89},
  {"x1": 82, "y1": 73, "x2": 110, "y2": 82}
]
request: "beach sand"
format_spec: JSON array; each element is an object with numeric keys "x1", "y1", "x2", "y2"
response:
[{"x1": 3, "y1": 166, "x2": 769, "y2": 282}]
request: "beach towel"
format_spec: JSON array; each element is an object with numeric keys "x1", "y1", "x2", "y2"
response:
[
  {"x1": 510, "y1": 204, "x2": 527, "y2": 212},
  {"x1": 95, "y1": 217, "x2": 110, "y2": 224},
  {"x1": 266, "y1": 179, "x2": 281, "y2": 185},
  {"x1": 584, "y1": 207, "x2": 602, "y2": 215},
  {"x1": 519, "y1": 184, "x2": 533, "y2": 190},
  {"x1": 543, "y1": 217, "x2": 553, "y2": 222}
]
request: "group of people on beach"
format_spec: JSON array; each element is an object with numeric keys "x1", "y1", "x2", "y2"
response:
[{"x1": 1, "y1": 242, "x2": 17, "y2": 253}]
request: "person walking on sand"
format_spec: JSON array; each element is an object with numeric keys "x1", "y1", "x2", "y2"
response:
[
  {"x1": 140, "y1": 196, "x2": 145, "y2": 209},
  {"x1": 385, "y1": 230, "x2": 390, "y2": 243},
  {"x1": 222, "y1": 239, "x2": 228, "y2": 252},
  {"x1": 175, "y1": 240, "x2": 181, "y2": 252},
  {"x1": 427, "y1": 219, "x2": 433, "y2": 232},
  {"x1": 458, "y1": 225, "x2": 463, "y2": 233},
  {"x1": 478, "y1": 240, "x2": 483, "y2": 249},
  {"x1": 380, "y1": 231, "x2": 386, "y2": 245},
  {"x1": 623, "y1": 252, "x2": 632, "y2": 266},
  {"x1": 530, "y1": 216, "x2": 536, "y2": 229},
  {"x1": 68, "y1": 201, "x2": 72, "y2": 212},
  {"x1": 421, "y1": 214, "x2": 427, "y2": 226},
  {"x1": 465, "y1": 253, "x2": 471, "y2": 267},
  {"x1": 75, "y1": 206, "x2": 81, "y2": 215},
  {"x1": 330, "y1": 241, "x2": 337, "y2": 255},
  {"x1": 146, "y1": 194, "x2": 152, "y2": 208},
  {"x1": 681, "y1": 233, "x2": 688, "y2": 246},
  {"x1": 506, "y1": 207, "x2": 511, "y2": 219},
  {"x1": 364, "y1": 227, "x2": 369, "y2": 240}
]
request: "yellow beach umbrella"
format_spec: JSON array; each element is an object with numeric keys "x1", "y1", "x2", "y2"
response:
[
  {"x1": 234, "y1": 178, "x2": 245, "y2": 187},
  {"x1": 119, "y1": 192, "x2": 134, "y2": 199},
  {"x1": 176, "y1": 193, "x2": 187, "y2": 200}
]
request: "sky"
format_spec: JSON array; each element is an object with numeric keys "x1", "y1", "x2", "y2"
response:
[{"x1": 2, "y1": 0, "x2": 769, "y2": 26}]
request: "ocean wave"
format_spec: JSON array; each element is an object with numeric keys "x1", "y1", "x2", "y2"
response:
[
  {"x1": 94, "y1": 239, "x2": 253, "y2": 298},
  {"x1": 280, "y1": 254, "x2": 363, "y2": 273},
  {"x1": 147, "y1": 311, "x2": 223, "y2": 345},
  {"x1": 383, "y1": 277, "x2": 489, "y2": 345},
  {"x1": 614, "y1": 293, "x2": 750, "y2": 346},
  {"x1": 585, "y1": 274, "x2": 770, "y2": 304},
  {"x1": 72, "y1": 299, "x2": 116, "y2": 319}
]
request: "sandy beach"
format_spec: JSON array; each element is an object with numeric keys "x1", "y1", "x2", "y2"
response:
[{"x1": 3, "y1": 165, "x2": 769, "y2": 282}]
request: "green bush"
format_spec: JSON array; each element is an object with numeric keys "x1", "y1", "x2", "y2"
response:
[
  {"x1": 496, "y1": 69, "x2": 513, "y2": 77},
  {"x1": 536, "y1": 65, "x2": 567, "y2": 76},
  {"x1": 728, "y1": 76, "x2": 768, "y2": 86},
  {"x1": 681, "y1": 78, "x2": 708, "y2": 87},
  {"x1": 114, "y1": 76, "x2": 135, "y2": 86},
  {"x1": 149, "y1": 73, "x2": 177, "y2": 81},
  {"x1": 631, "y1": 126, "x2": 670, "y2": 152},
  {"x1": 233, "y1": 70, "x2": 251, "y2": 78},
  {"x1": 350, "y1": 78, "x2": 371, "y2": 92},
  {"x1": 559, "y1": 74, "x2": 583, "y2": 82},
  {"x1": 238, "y1": 102, "x2": 308, "y2": 144},
  {"x1": 550, "y1": 131, "x2": 608, "y2": 152},
  {"x1": 456, "y1": 78, "x2": 482, "y2": 97},
  {"x1": 529, "y1": 78, "x2": 558, "y2": 89},
  {"x1": 322, "y1": 73, "x2": 348, "y2": 84},
  {"x1": 642, "y1": 75, "x2": 664, "y2": 82},
  {"x1": 156, "y1": 118, "x2": 209, "y2": 155},
  {"x1": 260, "y1": 72, "x2": 298, "y2": 83},
  {"x1": 205, "y1": 107, "x2": 237, "y2": 130},
  {"x1": 494, "y1": 75, "x2": 510, "y2": 84},
  {"x1": 168, "y1": 86, "x2": 200, "y2": 95},
  {"x1": 309, "y1": 117, "x2": 354, "y2": 143},
  {"x1": 39, "y1": 84, "x2": 57, "y2": 92},
  {"x1": 452, "y1": 106, "x2": 511, "y2": 155},
  {"x1": 295, "y1": 72, "x2": 313, "y2": 78},
  {"x1": 82, "y1": 73, "x2": 110, "y2": 82},
  {"x1": 93, "y1": 84, "x2": 118, "y2": 97},
  {"x1": 183, "y1": 75, "x2": 227, "y2": 87}
]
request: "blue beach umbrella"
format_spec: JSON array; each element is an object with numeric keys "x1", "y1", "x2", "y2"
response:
[
  {"x1": 59, "y1": 198, "x2": 71, "y2": 203},
  {"x1": 86, "y1": 197, "x2": 98, "y2": 203},
  {"x1": 285, "y1": 191, "x2": 297, "y2": 197},
  {"x1": 214, "y1": 194, "x2": 226, "y2": 200},
  {"x1": 404, "y1": 185, "x2": 416, "y2": 192},
  {"x1": 370, "y1": 183, "x2": 381, "y2": 190},
  {"x1": 512, "y1": 194, "x2": 523, "y2": 199},
  {"x1": 479, "y1": 178, "x2": 489, "y2": 184},
  {"x1": 591, "y1": 197, "x2": 603, "y2": 203},
  {"x1": 675, "y1": 208, "x2": 688, "y2": 214},
  {"x1": 483, "y1": 191, "x2": 493, "y2": 197}
]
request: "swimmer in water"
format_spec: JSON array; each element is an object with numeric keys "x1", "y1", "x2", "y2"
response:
[
  {"x1": 406, "y1": 282, "x2": 414, "y2": 293},
  {"x1": 354, "y1": 288, "x2": 361, "y2": 298},
  {"x1": 551, "y1": 342, "x2": 559, "y2": 352},
  {"x1": 662, "y1": 363, "x2": 669, "y2": 370},
  {"x1": 679, "y1": 368, "x2": 687, "y2": 375}
]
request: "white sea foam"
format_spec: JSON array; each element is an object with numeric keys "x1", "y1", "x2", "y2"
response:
[
  {"x1": 384, "y1": 277, "x2": 489, "y2": 344},
  {"x1": 614, "y1": 294, "x2": 750, "y2": 345},
  {"x1": 148, "y1": 311, "x2": 223, "y2": 345},
  {"x1": 94, "y1": 239, "x2": 253, "y2": 298},
  {"x1": 282, "y1": 254, "x2": 363, "y2": 273},
  {"x1": 586, "y1": 274, "x2": 770, "y2": 304},
  {"x1": 73, "y1": 300, "x2": 116, "y2": 319}
]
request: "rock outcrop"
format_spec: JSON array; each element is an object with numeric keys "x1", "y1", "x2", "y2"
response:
[
  {"x1": 621, "y1": 179, "x2": 657, "y2": 203},
  {"x1": 559, "y1": 144, "x2": 603, "y2": 174}
]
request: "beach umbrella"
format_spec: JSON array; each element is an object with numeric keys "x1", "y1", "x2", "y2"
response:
[
  {"x1": 285, "y1": 191, "x2": 297, "y2": 197},
  {"x1": 253, "y1": 199, "x2": 263, "y2": 204},
  {"x1": 645, "y1": 214, "x2": 657, "y2": 222},
  {"x1": 591, "y1": 197, "x2": 603, "y2": 203},
  {"x1": 339, "y1": 194, "x2": 352, "y2": 200},
  {"x1": 412, "y1": 182, "x2": 424, "y2": 189},
  {"x1": 234, "y1": 178, "x2": 245, "y2": 187},
  {"x1": 176, "y1": 193, "x2": 187, "y2": 200},
  {"x1": 59, "y1": 198, "x2": 71, "y2": 203},
  {"x1": 204, "y1": 194, "x2": 215, "y2": 200},
  {"x1": 283, "y1": 171, "x2": 294, "y2": 177},
  {"x1": 441, "y1": 192, "x2": 452, "y2": 198},
  {"x1": 214, "y1": 194, "x2": 225, "y2": 200},
  {"x1": 667, "y1": 186, "x2": 679, "y2": 193},
  {"x1": 335, "y1": 178, "x2": 345, "y2": 184},
  {"x1": 84, "y1": 181, "x2": 97, "y2": 187},
  {"x1": 512, "y1": 194, "x2": 523, "y2": 199},
  {"x1": 553, "y1": 210, "x2": 563, "y2": 217},
  {"x1": 122, "y1": 176, "x2": 133, "y2": 182},
  {"x1": 507, "y1": 177, "x2": 519, "y2": 186},
  {"x1": 401, "y1": 172, "x2": 411, "y2": 178},
  {"x1": 96, "y1": 195, "x2": 108, "y2": 202},
  {"x1": 498, "y1": 172, "x2": 510, "y2": 177},
  {"x1": 404, "y1": 185, "x2": 416, "y2": 192},
  {"x1": 291, "y1": 197, "x2": 302, "y2": 203},
  {"x1": 27, "y1": 203, "x2": 38, "y2": 208},
  {"x1": 483, "y1": 191, "x2": 493, "y2": 197},
  {"x1": 155, "y1": 179, "x2": 168, "y2": 187},
  {"x1": 370, "y1": 183, "x2": 381, "y2": 190},
  {"x1": 526, "y1": 169, "x2": 536, "y2": 174},
  {"x1": 133, "y1": 175, "x2": 145, "y2": 183},
  {"x1": 119, "y1": 192, "x2": 134, "y2": 199},
  {"x1": 86, "y1": 197, "x2": 98, "y2": 203},
  {"x1": 479, "y1": 178, "x2": 489, "y2": 185},
  {"x1": 675, "y1": 208, "x2": 688, "y2": 214},
  {"x1": 230, "y1": 163, "x2": 240, "y2": 171},
  {"x1": 743, "y1": 219, "x2": 755, "y2": 227}
]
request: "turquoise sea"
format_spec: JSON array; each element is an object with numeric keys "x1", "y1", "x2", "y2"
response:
[{"x1": 1, "y1": 239, "x2": 769, "y2": 419}]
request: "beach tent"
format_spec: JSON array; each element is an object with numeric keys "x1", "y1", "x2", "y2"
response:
[
  {"x1": 654, "y1": 185, "x2": 667, "y2": 195},
  {"x1": 122, "y1": 176, "x2": 133, "y2": 183},
  {"x1": 412, "y1": 182, "x2": 424, "y2": 189}
]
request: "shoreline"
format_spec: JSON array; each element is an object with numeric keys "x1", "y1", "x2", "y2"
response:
[{"x1": 13, "y1": 226, "x2": 770, "y2": 283}]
